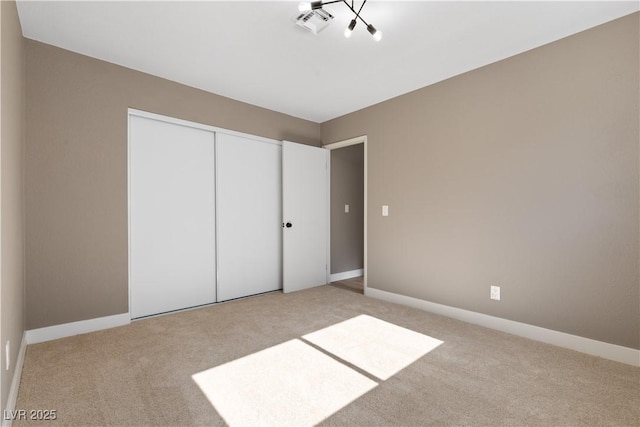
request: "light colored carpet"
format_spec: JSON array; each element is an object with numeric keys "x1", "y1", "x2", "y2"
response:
[
  {"x1": 14, "y1": 285, "x2": 640, "y2": 426},
  {"x1": 330, "y1": 276, "x2": 363, "y2": 294},
  {"x1": 303, "y1": 314, "x2": 443, "y2": 381},
  {"x1": 193, "y1": 339, "x2": 377, "y2": 426}
]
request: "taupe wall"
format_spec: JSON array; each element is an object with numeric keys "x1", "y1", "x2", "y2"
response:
[
  {"x1": 1, "y1": 0, "x2": 26, "y2": 412},
  {"x1": 330, "y1": 144, "x2": 364, "y2": 274},
  {"x1": 25, "y1": 41, "x2": 321, "y2": 330},
  {"x1": 322, "y1": 14, "x2": 640, "y2": 349}
]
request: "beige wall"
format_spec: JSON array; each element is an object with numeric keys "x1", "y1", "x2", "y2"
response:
[
  {"x1": 25, "y1": 41, "x2": 321, "y2": 330},
  {"x1": 330, "y1": 144, "x2": 364, "y2": 274},
  {"x1": 322, "y1": 14, "x2": 640, "y2": 349},
  {"x1": 1, "y1": 0, "x2": 26, "y2": 412}
]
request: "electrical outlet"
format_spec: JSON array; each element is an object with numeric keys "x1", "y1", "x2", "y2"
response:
[
  {"x1": 5, "y1": 341, "x2": 9, "y2": 370},
  {"x1": 490, "y1": 286, "x2": 501, "y2": 301},
  {"x1": 345, "y1": 204, "x2": 350, "y2": 213}
]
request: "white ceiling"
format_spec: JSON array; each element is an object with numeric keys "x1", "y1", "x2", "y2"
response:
[{"x1": 16, "y1": 1, "x2": 639, "y2": 123}]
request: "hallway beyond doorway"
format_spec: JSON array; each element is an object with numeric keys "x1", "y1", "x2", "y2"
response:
[{"x1": 330, "y1": 276, "x2": 364, "y2": 294}]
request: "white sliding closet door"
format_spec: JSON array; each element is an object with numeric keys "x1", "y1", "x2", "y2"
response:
[
  {"x1": 216, "y1": 133, "x2": 282, "y2": 301},
  {"x1": 129, "y1": 115, "x2": 216, "y2": 318}
]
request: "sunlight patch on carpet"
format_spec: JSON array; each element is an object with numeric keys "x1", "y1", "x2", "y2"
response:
[
  {"x1": 303, "y1": 314, "x2": 444, "y2": 380},
  {"x1": 192, "y1": 339, "x2": 377, "y2": 426}
]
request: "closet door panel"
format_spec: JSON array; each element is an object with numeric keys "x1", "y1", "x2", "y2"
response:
[
  {"x1": 129, "y1": 115, "x2": 216, "y2": 318},
  {"x1": 217, "y1": 133, "x2": 282, "y2": 301}
]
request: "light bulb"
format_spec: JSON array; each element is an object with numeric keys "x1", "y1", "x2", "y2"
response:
[
  {"x1": 344, "y1": 19, "x2": 356, "y2": 38},
  {"x1": 298, "y1": 2, "x2": 311, "y2": 12},
  {"x1": 367, "y1": 24, "x2": 382, "y2": 42}
]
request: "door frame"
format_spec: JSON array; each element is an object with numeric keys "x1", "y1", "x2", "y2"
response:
[{"x1": 323, "y1": 135, "x2": 368, "y2": 293}]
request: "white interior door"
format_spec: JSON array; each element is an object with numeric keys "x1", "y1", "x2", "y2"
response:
[
  {"x1": 282, "y1": 141, "x2": 329, "y2": 293},
  {"x1": 129, "y1": 115, "x2": 216, "y2": 318},
  {"x1": 217, "y1": 133, "x2": 282, "y2": 301}
]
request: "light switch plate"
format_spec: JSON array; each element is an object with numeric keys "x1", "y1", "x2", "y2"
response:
[
  {"x1": 382, "y1": 205, "x2": 389, "y2": 216},
  {"x1": 345, "y1": 204, "x2": 349, "y2": 213}
]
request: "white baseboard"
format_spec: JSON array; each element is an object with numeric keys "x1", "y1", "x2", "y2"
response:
[
  {"x1": 2, "y1": 332, "x2": 27, "y2": 427},
  {"x1": 330, "y1": 269, "x2": 364, "y2": 282},
  {"x1": 25, "y1": 313, "x2": 130, "y2": 345},
  {"x1": 365, "y1": 287, "x2": 640, "y2": 367}
]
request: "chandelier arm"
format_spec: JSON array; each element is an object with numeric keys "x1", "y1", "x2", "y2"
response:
[
  {"x1": 341, "y1": 0, "x2": 370, "y2": 26},
  {"x1": 357, "y1": 0, "x2": 367, "y2": 17}
]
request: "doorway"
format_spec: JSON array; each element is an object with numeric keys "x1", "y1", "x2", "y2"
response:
[{"x1": 325, "y1": 136, "x2": 367, "y2": 295}]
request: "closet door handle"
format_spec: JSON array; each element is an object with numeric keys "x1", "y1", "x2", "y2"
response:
[{"x1": 284, "y1": 222, "x2": 293, "y2": 228}]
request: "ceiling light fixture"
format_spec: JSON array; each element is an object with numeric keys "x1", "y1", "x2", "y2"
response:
[{"x1": 298, "y1": 0, "x2": 382, "y2": 41}]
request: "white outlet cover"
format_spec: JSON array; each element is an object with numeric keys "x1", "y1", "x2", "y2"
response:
[
  {"x1": 382, "y1": 205, "x2": 389, "y2": 216},
  {"x1": 345, "y1": 204, "x2": 349, "y2": 213},
  {"x1": 490, "y1": 286, "x2": 501, "y2": 301}
]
